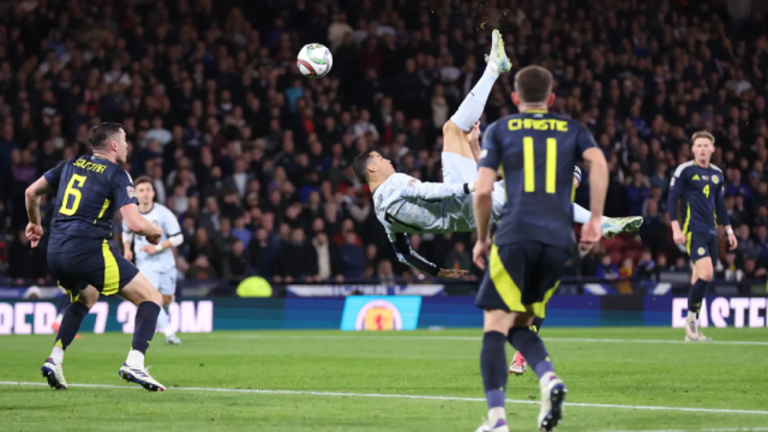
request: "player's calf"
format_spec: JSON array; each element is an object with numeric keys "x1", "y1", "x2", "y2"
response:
[
  {"x1": 686, "y1": 257, "x2": 714, "y2": 342},
  {"x1": 116, "y1": 272, "x2": 166, "y2": 391},
  {"x1": 42, "y1": 286, "x2": 99, "y2": 388}
]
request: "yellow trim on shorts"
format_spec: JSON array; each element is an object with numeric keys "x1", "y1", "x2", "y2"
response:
[
  {"x1": 58, "y1": 282, "x2": 79, "y2": 303},
  {"x1": 490, "y1": 244, "x2": 525, "y2": 312},
  {"x1": 682, "y1": 204, "x2": 691, "y2": 234},
  {"x1": 102, "y1": 240, "x2": 120, "y2": 296},
  {"x1": 532, "y1": 281, "x2": 560, "y2": 319},
  {"x1": 686, "y1": 232, "x2": 692, "y2": 256}
]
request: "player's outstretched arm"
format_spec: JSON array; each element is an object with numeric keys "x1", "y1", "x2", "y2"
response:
[
  {"x1": 400, "y1": 179, "x2": 474, "y2": 201},
  {"x1": 140, "y1": 208, "x2": 184, "y2": 255},
  {"x1": 120, "y1": 204, "x2": 163, "y2": 244},
  {"x1": 390, "y1": 233, "x2": 468, "y2": 279},
  {"x1": 581, "y1": 148, "x2": 608, "y2": 244},
  {"x1": 24, "y1": 176, "x2": 54, "y2": 247}
]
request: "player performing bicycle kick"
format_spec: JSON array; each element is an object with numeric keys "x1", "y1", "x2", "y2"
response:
[{"x1": 352, "y1": 29, "x2": 642, "y2": 278}]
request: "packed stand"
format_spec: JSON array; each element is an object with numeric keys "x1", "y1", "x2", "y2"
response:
[{"x1": 0, "y1": 0, "x2": 767, "y2": 292}]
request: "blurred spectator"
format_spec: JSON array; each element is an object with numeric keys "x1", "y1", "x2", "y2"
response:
[
  {"x1": 339, "y1": 231, "x2": 366, "y2": 279},
  {"x1": 3, "y1": 0, "x2": 768, "y2": 289},
  {"x1": 596, "y1": 255, "x2": 620, "y2": 281}
]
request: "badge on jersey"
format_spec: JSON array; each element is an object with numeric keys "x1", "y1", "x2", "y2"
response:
[
  {"x1": 407, "y1": 178, "x2": 419, "y2": 187},
  {"x1": 712, "y1": 175, "x2": 719, "y2": 184},
  {"x1": 127, "y1": 186, "x2": 135, "y2": 198},
  {"x1": 697, "y1": 247, "x2": 705, "y2": 256}
]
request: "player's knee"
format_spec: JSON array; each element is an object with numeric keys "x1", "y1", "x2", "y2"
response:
[
  {"x1": 442, "y1": 119, "x2": 461, "y2": 136},
  {"x1": 77, "y1": 287, "x2": 99, "y2": 309},
  {"x1": 694, "y1": 260, "x2": 714, "y2": 281}
]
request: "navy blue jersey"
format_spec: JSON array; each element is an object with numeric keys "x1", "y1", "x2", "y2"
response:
[
  {"x1": 45, "y1": 155, "x2": 138, "y2": 251},
  {"x1": 479, "y1": 111, "x2": 597, "y2": 248},
  {"x1": 667, "y1": 161, "x2": 729, "y2": 234}
]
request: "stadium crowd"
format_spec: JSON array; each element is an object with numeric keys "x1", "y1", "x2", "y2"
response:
[{"x1": 0, "y1": 0, "x2": 767, "y2": 292}]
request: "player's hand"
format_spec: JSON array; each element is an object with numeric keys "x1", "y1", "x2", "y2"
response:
[
  {"x1": 468, "y1": 121, "x2": 481, "y2": 144},
  {"x1": 437, "y1": 268, "x2": 469, "y2": 279},
  {"x1": 124, "y1": 250, "x2": 134, "y2": 261},
  {"x1": 25, "y1": 223, "x2": 43, "y2": 248},
  {"x1": 581, "y1": 218, "x2": 601, "y2": 245},
  {"x1": 145, "y1": 233, "x2": 162, "y2": 245},
  {"x1": 672, "y1": 229, "x2": 686, "y2": 245},
  {"x1": 473, "y1": 237, "x2": 492, "y2": 270},
  {"x1": 727, "y1": 230, "x2": 738, "y2": 251},
  {"x1": 140, "y1": 244, "x2": 159, "y2": 255}
]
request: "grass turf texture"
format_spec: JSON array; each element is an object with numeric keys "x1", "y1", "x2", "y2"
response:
[{"x1": 1, "y1": 327, "x2": 767, "y2": 431}]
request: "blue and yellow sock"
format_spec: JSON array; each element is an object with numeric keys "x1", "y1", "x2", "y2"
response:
[
  {"x1": 688, "y1": 279, "x2": 710, "y2": 315},
  {"x1": 132, "y1": 302, "x2": 161, "y2": 354},
  {"x1": 54, "y1": 302, "x2": 89, "y2": 351},
  {"x1": 508, "y1": 327, "x2": 554, "y2": 379},
  {"x1": 480, "y1": 331, "x2": 508, "y2": 409}
]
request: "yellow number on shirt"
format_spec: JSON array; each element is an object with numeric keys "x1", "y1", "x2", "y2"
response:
[
  {"x1": 702, "y1": 184, "x2": 710, "y2": 198},
  {"x1": 523, "y1": 136, "x2": 557, "y2": 194},
  {"x1": 59, "y1": 174, "x2": 87, "y2": 216}
]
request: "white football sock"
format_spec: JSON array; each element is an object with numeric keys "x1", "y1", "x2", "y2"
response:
[
  {"x1": 573, "y1": 203, "x2": 609, "y2": 224},
  {"x1": 50, "y1": 346, "x2": 64, "y2": 364},
  {"x1": 156, "y1": 306, "x2": 170, "y2": 334},
  {"x1": 126, "y1": 349, "x2": 144, "y2": 367},
  {"x1": 487, "y1": 406, "x2": 507, "y2": 428},
  {"x1": 450, "y1": 64, "x2": 499, "y2": 131}
]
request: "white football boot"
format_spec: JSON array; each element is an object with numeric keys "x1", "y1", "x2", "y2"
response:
[
  {"x1": 685, "y1": 312, "x2": 712, "y2": 342},
  {"x1": 41, "y1": 358, "x2": 68, "y2": 390},
  {"x1": 485, "y1": 29, "x2": 512, "y2": 74},
  {"x1": 538, "y1": 372, "x2": 567, "y2": 431},
  {"x1": 119, "y1": 363, "x2": 166, "y2": 391},
  {"x1": 600, "y1": 216, "x2": 644, "y2": 238}
]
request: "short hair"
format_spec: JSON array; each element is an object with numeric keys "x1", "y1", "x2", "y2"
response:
[
  {"x1": 353, "y1": 150, "x2": 376, "y2": 184},
  {"x1": 134, "y1": 176, "x2": 153, "y2": 188},
  {"x1": 88, "y1": 122, "x2": 123, "y2": 150},
  {"x1": 691, "y1": 130, "x2": 716, "y2": 145},
  {"x1": 514, "y1": 65, "x2": 554, "y2": 104}
]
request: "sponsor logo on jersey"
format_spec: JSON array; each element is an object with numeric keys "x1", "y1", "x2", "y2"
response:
[
  {"x1": 702, "y1": 175, "x2": 710, "y2": 181},
  {"x1": 692, "y1": 174, "x2": 700, "y2": 181}
]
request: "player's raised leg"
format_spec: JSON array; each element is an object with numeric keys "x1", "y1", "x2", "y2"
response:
[
  {"x1": 443, "y1": 29, "x2": 510, "y2": 163},
  {"x1": 42, "y1": 285, "x2": 100, "y2": 390},
  {"x1": 117, "y1": 271, "x2": 166, "y2": 391}
]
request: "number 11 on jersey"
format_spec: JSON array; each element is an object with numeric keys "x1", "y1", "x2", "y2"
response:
[{"x1": 523, "y1": 136, "x2": 557, "y2": 194}]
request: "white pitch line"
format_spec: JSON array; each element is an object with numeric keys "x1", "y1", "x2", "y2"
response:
[
  {"x1": 2, "y1": 381, "x2": 767, "y2": 416},
  {"x1": 217, "y1": 333, "x2": 768, "y2": 346}
]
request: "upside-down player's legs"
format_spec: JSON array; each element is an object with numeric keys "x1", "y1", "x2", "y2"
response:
[
  {"x1": 685, "y1": 231, "x2": 717, "y2": 342},
  {"x1": 443, "y1": 29, "x2": 509, "y2": 162},
  {"x1": 476, "y1": 242, "x2": 568, "y2": 431}
]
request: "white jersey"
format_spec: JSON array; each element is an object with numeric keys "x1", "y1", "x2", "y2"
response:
[
  {"x1": 122, "y1": 203, "x2": 180, "y2": 274},
  {"x1": 372, "y1": 173, "x2": 473, "y2": 235}
]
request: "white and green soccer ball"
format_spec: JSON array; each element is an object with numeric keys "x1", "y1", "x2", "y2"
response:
[{"x1": 297, "y1": 43, "x2": 333, "y2": 79}]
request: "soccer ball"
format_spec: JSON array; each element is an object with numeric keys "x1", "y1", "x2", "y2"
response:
[{"x1": 297, "y1": 43, "x2": 333, "y2": 79}]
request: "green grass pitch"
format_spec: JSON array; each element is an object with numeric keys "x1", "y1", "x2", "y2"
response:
[{"x1": 2, "y1": 327, "x2": 768, "y2": 431}]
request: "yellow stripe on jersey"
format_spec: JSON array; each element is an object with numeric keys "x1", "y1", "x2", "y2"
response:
[
  {"x1": 682, "y1": 204, "x2": 691, "y2": 234},
  {"x1": 546, "y1": 138, "x2": 557, "y2": 194},
  {"x1": 523, "y1": 137, "x2": 534, "y2": 192},
  {"x1": 95, "y1": 199, "x2": 111, "y2": 224},
  {"x1": 490, "y1": 244, "x2": 525, "y2": 313},
  {"x1": 532, "y1": 281, "x2": 560, "y2": 319},
  {"x1": 102, "y1": 240, "x2": 120, "y2": 296}
]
